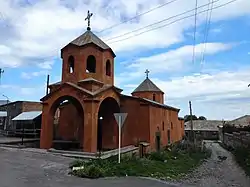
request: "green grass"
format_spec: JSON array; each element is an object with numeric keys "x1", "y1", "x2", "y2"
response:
[
  {"x1": 219, "y1": 142, "x2": 250, "y2": 177},
  {"x1": 69, "y1": 147, "x2": 211, "y2": 180},
  {"x1": 233, "y1": 147, "x2": 250, "y2": 176}
]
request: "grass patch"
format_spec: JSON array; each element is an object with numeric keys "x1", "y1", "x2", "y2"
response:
[
  {"x1": 233, "y1": 147, "x2": 250, "y2": 176},
  {"x1": 69, "y1": 144, "x2": 211, "y2": 180},
  {"x1": 219, "y1": 142, "x2": 250, "y2": 176}
]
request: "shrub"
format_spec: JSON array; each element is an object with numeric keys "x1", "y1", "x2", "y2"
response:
[
  {"x1": 233, "y1": 147, "x2": 250, "y2": 176},
  {"x1": 146, "y1": 151, "x2": 169, "y2": 161},
  {"x1": 69, "y1": 159, "x2": 85, "y2": 169},
  {"x1": 70, "y1": 146, "x2": 211, "y2": 180},
  {"x1": 72, "y1": 164, "x2": 104, "y2": 179}
]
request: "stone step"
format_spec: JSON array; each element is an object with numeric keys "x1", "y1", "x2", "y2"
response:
[{"x1": 48, "y1": 145, "x2": 139, "y2": 160}]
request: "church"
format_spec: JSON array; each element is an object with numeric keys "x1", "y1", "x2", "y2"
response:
[{"x1": 40, "y1": 12, "x2": 184, "y2": 153}]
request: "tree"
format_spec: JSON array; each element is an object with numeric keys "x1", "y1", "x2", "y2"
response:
[
  {"x1": 198, "y1": 116, "x2": 207, "y2": 120},
  {"x1": 184, "y1": 115, "x2": 198, "y2": 122}
]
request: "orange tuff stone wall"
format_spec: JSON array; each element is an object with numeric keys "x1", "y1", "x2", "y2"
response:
[
  {"x1": 148, "y1": 106, "x2": 181, "y2": 151},
  {"x1": 178, "y1": 118, "x2": 185, "y2": 139},
  {"x1": 100, "y1": 113, "x2": 118, "y2": 150},
  {"x1": 57, "y1": 102, "x2": 83, "y2": 143},
  {"x1": 132, "y1": 91, "x2": 164, "y2": 104},
  {"x1": 120, "y1": 97, "x2": 150, "y2": 146},
  {"x1": 169, "y1": 110, "x2": 180, "y2": 142},
  {"x1": 61, "y1": 45, "x2": 114, "y2": 85},
  {"x1": 78, "y1": 82, "x2": 102, "y2": 92},
  {"x1": 121, "y1": 96, "x2": 182, "y2": 151}
]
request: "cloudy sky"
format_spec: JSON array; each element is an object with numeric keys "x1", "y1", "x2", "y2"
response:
[{"x1": 0, "y1": 0, "x2": 250, "y2": 120}]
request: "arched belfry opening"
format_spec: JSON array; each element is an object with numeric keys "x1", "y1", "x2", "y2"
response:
[
  {"x1": 49, "y1": 96, "x2": 84, "y2": 151},
  {"x1": 86, "y1": 55, "x2": 96, "y2": 73},
  {"x1": 68, "y1": 56, "x2": 75, "y2": 73},
  {"x1": 106, "y1": 60, "x2": 111, "y2": 76},
  {"x1": 97, "y1": 97, "x2": 120, "y2": 151},
  {"x1": 153, "y1": 94, "x2": 156, "y2": 101}
]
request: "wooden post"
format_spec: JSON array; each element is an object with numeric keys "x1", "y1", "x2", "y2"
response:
[
  {"x1": 46, "y1": 74, "x2": 50, "y2": 95},
  {"x1": 21, "y1": 121, "x2": 24, "y2": 145},
  {"x1": 189, "y1": 101, "x2": 195, "y2": 145},
  {"x1": 0, "y1": 68, "x2": 4, "y2": 84}
]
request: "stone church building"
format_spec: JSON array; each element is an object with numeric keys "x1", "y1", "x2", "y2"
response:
[{"x1": 40, "y1": 23, "x2": 184, "y2": 153}]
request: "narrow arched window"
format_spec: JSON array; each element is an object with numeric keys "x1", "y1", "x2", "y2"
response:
[
  {"x1": 106, "y1": 60, "x2": 111, "y2": 76},
  {"x1": 153, "y1": 94, "x2": 156, "y2": 101},
  {"x1": 162, "y1": 122, "x2": 164, "y2": 131},
  {"x1": 86, "y1": 55, "x2": 96, "y2": 73},
  {"x1": 68, "y1": 56, "x2": 74, "y2": 73}
]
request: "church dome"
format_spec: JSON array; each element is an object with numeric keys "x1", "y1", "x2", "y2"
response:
[{"x1": 132, "y1": 77, "x2": 164, "y2": 94}]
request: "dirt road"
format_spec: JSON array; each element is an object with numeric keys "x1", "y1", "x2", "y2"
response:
[{"x1": 180, "y1": 142, "x2": 250, "y2": 187}]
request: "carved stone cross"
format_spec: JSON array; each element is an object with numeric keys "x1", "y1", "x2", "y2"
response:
[{"x1": 85, "y1": 10, "x2": 93, "y2": 28}]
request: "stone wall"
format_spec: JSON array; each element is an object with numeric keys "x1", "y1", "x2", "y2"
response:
[{"x1": 223, "y1": 132, "x2": 250, "y2": 149}]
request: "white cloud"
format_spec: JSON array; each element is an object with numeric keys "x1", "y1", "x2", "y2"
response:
[
  {"x1": 114, "y1": 42, "x2": 233, "y2": 84},
  {"x1": 150, "y1": 69, "x2": 250, "y2": 100},
  {"x1": 0, "y1": 83, "x2": 46, "y2": 101},
  {"x1": 210, "y1": 28, "x2": 222, "y2": 33},
  {"x1": 122, "y1": 68, "x2": 250, "y2": 120},
  {"x1": 21, "y1": 70, "x2": 48, "y2": 79},
  {"x1": 0, "y1": 0, "x2": 249, "y2": 68},
  {"x1": 37, "y1": 60, "x2": 55, "y2": 70},
  {"x1": 0, "y1": 0, "x2": 250, "y2": 120}
]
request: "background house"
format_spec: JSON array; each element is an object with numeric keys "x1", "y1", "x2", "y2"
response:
[
  {"x1": 0, "y1": 101, "x2": 42, "y2": 136},
  {"x1": 227, "y1": 115, "x2": 250, "y2": 127},
  {"x1": 218, "y1": 115, "x2": 250, "y2": 142},
  {"x1": 0, "y1": 100, "x2": 10, "y2": 106},
  {"x1": 0, "y1": 111, "x2": 7, "y2": 132},
  {"x1": 184, "y1": 120, "x2": 225, "y2": 140}
]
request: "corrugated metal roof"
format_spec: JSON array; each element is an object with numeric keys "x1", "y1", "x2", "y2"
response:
[
  {"x1": 132, "y1": 78, "x2": 163, "y2": 93},
  {"x1": 120, "y1": 94, "x2": 179, "y2": 111},
  {"x1": 0, "y1": 100, "x2": 10, "y2": 106},
  {"x1": 228, "y1": 115, "x2": 250, "y2": 127},
  {"x1": 0, "y1": 111, "x2": 7, "y2": 117},
  {"x1": 70, "y1": 30, "x2": 111, "y2": 50},
  {"x1": 142, "y1": 98, "x2": 179, "y2": 111},
  {"x1": 12, "y1": 111, "x2": 42, "y2": 121},
  {"x1": 185, "y1": 120, "x2": 223, "y2": 131}
]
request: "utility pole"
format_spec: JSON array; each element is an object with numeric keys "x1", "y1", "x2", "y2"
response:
[
  {"x1": 0, "y1": 68, "x2": 4, "y2": 84},
  {"x1": 46, "y1": 74, "x2": 50, "y2": 95},
  {"x1": 189, "y1": 101, "x2": 195, "y2": 145}
]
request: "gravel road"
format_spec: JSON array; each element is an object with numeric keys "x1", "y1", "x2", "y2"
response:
[
  {"x1": 0, "y1": 142, "x2": 249, "y2": 187},
  {"x1": 0, "y1": 147, "x2": 180, "y2": 187},
  {"x1": 180, "y1": 142, "x2": 250, "y2": 187}
]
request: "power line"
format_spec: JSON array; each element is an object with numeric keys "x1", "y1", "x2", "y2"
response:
[
  {"x1": 192, "y1": 0, "x2": 199, "y2": 65},
  {"x1": 200, "y1": 0, "x2": 212, "y2": 65},
  {"x1": 108, "y1": 0, "x2": 238, "y2": 44},
  {"x1": 200, "y1": 0, "x2": 214, "y2": 67},
  {"x1": 106, "y1": 0, "x2": 220, "y2": 42},
  {"x1": 96, "y1": 0, "x2": 180, "y2": 34}
]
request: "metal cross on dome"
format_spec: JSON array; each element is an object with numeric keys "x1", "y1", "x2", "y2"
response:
[
  {"x1": 145, "y1": 69, "x2": 150, "y2": 78},
  {"x1": 85, "y1": 10, "x2": 93, "y2": 29}
]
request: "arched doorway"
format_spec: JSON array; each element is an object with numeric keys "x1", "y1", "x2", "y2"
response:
[
  {"x1": 97, "y1": 97, "x2": 120, "y2": 151},
  {"x1": 49, "y1": 96, "x2": 84, "y2": 151}
]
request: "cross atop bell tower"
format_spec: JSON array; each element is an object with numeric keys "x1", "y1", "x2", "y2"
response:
[
  {"x1": 85, "y1": 10, "x2": 93, "y2": 31},
  {"x1": 61, "y1": 11, "x2": 116, "y2": 86}
]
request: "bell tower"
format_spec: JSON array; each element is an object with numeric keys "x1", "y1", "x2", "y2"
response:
[
  {"x1": 132, "y1": 69, "x2": 164, "y2": 104},
  {"x1": 60, "y1": 10, "x2": 116, "y2": 86}
]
